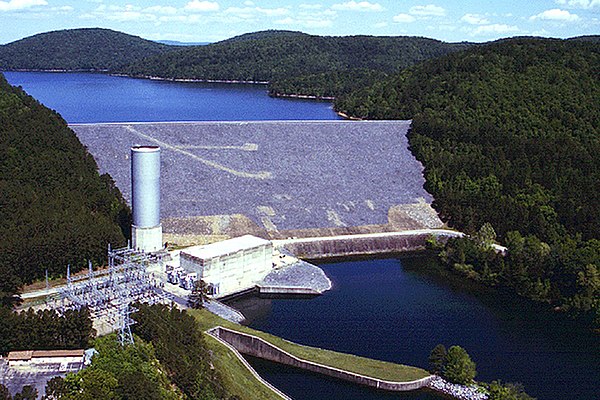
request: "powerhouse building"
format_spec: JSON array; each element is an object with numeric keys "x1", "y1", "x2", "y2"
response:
[{"x1": 179, "y1": 235, "x2": 273, "y2": 296}]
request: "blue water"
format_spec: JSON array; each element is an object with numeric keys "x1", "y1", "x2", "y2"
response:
[
  {"x1": 3, "y1": 72, "x2": 340, "y2": 123},
  {"x1": 231, "y1": 257, "x2": 600, "y2": 400}
]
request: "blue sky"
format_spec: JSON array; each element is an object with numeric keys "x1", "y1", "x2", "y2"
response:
[{"x1": 0, "y1": 0, "x2": 598, "y2": 44}]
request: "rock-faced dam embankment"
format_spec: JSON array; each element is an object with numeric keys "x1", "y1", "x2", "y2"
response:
[{"x1": 70, "y1": 121, "x2": 440, "y2": 235}]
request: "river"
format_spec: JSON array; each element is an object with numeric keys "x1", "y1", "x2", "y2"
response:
[{"x1": 4, "y1": 72, "x2": 598, "y2": 400}]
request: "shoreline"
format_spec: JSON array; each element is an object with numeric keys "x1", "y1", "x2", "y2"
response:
[
  {"x1": 2, "y1": 69, "x2": 350, "y2": 110},
  {"x1": 114, "y1": 73, "x2": 270, "y2": 85},
  {"x1": 268, "y1": 91, "x2": 335, "y2": 101}
]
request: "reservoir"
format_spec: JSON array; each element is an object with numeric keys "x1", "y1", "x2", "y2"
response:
[
  {"x1": 3, "y1": 71, "x2": 340, "y2": 123},
  {"x1": 4, "y1": 72, "x2": 598, "y2": 400}
]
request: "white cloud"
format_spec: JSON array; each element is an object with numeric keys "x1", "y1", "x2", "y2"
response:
[
  {"x1": 530, "y1": 8, "x2": 579, "y2": 21},
  {"x1": 472, "y1": 24, "x2": 519, "y2": 35},
  {"x1": 275, "y1": 16, "x2": 333, "y2": 28},
  {"x1": 409, "y1": 4, "x2": 446, "y2": 17},
  {"x1": 144, "y1": 6, "x2": 178, "y2": 15},
  {"x1": 244, "y1": 0, "x2": 254, "y2": 5},
  {"x1": 0, "y1": 0, "x2": 47, "y2": 12},
  {"x1": 224, "y1": 6, "x2": 290, "y2": 19},
  {"x1": 107, "y1": 10, "x2": 156, "y2": 22},
  {"x1": 299, "y1": 3, "x2": 323, "y2": 10},
  {"x1": 393, "y1": 13, "x2": 416, "y2": 23},
  {"x1": 274, "y1": 6, "x2": 334, "y2": 28},
  {"x1": 331, "y1": 1, "x2": 383, "y2": 12},
  {"x1": 374, "y1": 21, "x2": 387, "y2": 28},
  {"x1": 256, "y1": 7, "x2": 290, "y2": 16},
  {"x1": 461, "y1": 13, "x2": 489, "y2": 25},
  {"x1": 184, "y1": 0, "x2": 219, "y2": 12},
  {"x1": 555, "y1": 0, "x2": 600, "y2": 9},
  {"x1": 80, "y1": 4, "x2": 161, "y2": 22}
]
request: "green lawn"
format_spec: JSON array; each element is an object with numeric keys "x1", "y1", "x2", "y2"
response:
[
  {"x1": 204, "y1": 334, "x2": 283, "y2": 400},
  {"x1": 191, "y1": 308, "x2": 429, "y2": 384}
]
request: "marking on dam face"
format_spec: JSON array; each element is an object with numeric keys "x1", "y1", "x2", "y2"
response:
[
  {"x1": 365, "y1": 200, "x2": 376, "y2": 211},
  {"x1": 124, "y1": 125, "x2": 272, "y2": 179},
  {"x1": 175, "y1": 143, "x2": 259, "y2": 151},
  {"x1": 326, "y1": 209, "x2": 346, "y2": 227}
]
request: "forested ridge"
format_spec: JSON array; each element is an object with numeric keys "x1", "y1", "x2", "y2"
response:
[
  {"x1": 0, "y1": 28, "x2": 176, "y2": 71},
  {"x1": 0, "y1": 27, "x2": 473, "y2": 98},
  {"x1": 122, "y1": 31, "x2": 473, "y2": 98},
  {"x1": 337, "y1": 37, "x2": 600, "y2": 326},
  {"x1": 0, "y1": 73, "x2": 130, "y2": 305}
]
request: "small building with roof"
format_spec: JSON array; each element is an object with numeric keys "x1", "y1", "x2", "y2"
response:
[
  {"x1": 178, "y1": 235, "x2": 273, "y2": 297},
  {"x1": 7, "y1": 349, "x2": 85, "y2": 370}
]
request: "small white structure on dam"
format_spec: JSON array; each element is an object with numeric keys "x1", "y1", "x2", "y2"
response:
[
  {"x1": 131, "y1": 145, "x2": 163, "y2": 252},
  {"x1": 179, "y1": 235, "x2": 273, "y2": 297}
]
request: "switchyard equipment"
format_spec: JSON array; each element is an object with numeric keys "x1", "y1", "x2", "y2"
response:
[
  {"x1": 55, "y1": 246, "x2": 171, "y2": 345},
  {"x1": 131, "y1": 145, "x2": 163, "y2": 253}
]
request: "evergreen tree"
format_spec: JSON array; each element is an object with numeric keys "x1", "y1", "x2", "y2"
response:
[
  {"x1": 42, "y1": 377, "x2": 67, "y2": 400},
  {"x1": 188, "y1": 280, "x2": 208, "y2": 309},
  {"x1": 428, "y1": 344, "x2": 447, "y2": 375},
  {"x1": 13, "y1": 386, "x2": 36, "y2": 400},
  {"x1": 443, "y1": 345, "x2": 477, "y2": 385},
  {"x1": 0, "y1": 384, "x2": 11, "y2": 400}
]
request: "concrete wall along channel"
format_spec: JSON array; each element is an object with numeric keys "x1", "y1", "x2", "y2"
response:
[
  {"x1": 275, "y1": 230, "x2": 463, "y2": 259},
  {"x1": 209, "y1": 327, "x2": 433, "y2": 393}
]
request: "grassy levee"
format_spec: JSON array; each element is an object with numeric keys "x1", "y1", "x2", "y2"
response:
[
  {"x1": 204, "y1": 334, "x2": 283, "y2": 400},
  {"x1": 191, "y1": 309, "x2": 429, "y2": 385}
]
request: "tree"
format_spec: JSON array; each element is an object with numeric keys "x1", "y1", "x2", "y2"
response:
[
  {"x1": 475, "y1": 222, "x2": 497, "y2": 249},
  {"x1": 0, "y1": 384, "x2": 11, "y2": 400},
  {"x1": 117, "y1": 370, "x2": 162, "y2": 400},
  {"x1": 443, "y1": 345, "x2": 477, "y2": 385},
  {"x1": 77, "y1": 369, "x2": 118, "y2": 400},
  {"x1": 13, "y1": 386, "x2": 37, "y2": 400},
  {"x1": 428, "y1": 344, "x2": 447, "y2": 374},
  {"x1": 188, "y1": 280, "x2": 209, "y2": 309},
  {"x1": 42, "y1": 377, "x2": 67, "y2": 400},
  {"x1": 488, "y1": 381, "x2": 535, "y2": 400}
]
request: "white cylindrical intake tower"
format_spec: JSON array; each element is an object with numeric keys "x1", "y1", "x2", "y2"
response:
[{"x1": 131, "y1": 146, "x2": 162, "y2": 252}]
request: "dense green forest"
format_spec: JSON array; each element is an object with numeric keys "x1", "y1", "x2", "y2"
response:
[
  {"x1": 38, "y1": 334, "x2": 183, "y2": 400},
  {"x1": 0, "y1": 74, "x2": 130, "y2": 305},
  {"x1": 121, "y1": 31, "x2": 472, "y2": 95},
  {"x1": 0, "y1": 28, "x2": 176, "y2": 71},
  {"x1": 132, "y1": 303, "x2": 233, "y2": 400},
  {"x1": 0, "y1": 307, "x2": 94, "y2": 355},
  {"x1": 337, "y1": 38, "x2": 600, "y2": 325}
]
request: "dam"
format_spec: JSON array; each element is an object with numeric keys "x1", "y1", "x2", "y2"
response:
[{"x1": 70, "y1": 120, "x2": 442, "y2": 243}]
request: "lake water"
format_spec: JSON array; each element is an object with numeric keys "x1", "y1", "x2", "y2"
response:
[
  {"x1": 4, "y1": 72, "x2": 598, "y2": 400},
  {"x1": 3, "y1": 71, "x2": 340, "y2": 123},
  {"x1": 230, "y1": 257, "x2": 600, "y2": 400}
]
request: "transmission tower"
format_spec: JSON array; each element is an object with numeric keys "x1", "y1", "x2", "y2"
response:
[{"x1": 55, "y1": 245, "x2": 172, "y2": 345}]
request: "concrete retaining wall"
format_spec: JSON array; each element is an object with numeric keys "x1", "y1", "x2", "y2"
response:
[
  {"x1": 257, "y1": 286, "x2": 319, "y2": 296},
  {"x1": 209, "y1": 327, "x2": 433, "y2": 392},
  {"x1": 284, "y1": 234, "x2": 429, "y2": 259}
]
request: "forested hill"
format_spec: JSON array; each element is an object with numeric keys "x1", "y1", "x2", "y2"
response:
[
  {"x1": 120, "y1": 31, "x2": 473, "y2": 89},
  {"x1": 0, "y1": 28, "x2": 176, "y2": 71},
  {"x1": 337, "y1": 38, "x2": 600, "y2": 325},
  {"x1": 0, "y1": 73, "x2": 130, "y2": 305}
]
